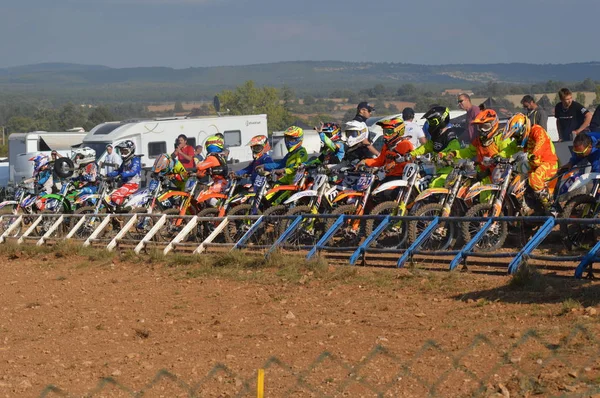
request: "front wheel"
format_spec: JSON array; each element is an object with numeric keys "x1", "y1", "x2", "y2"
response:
[
  {"x1": 225, "y1": 204, "x2": 261, "y2": 244},
  {"x1": 72, "y1": 205, "x2": 110, "y2": 239},
  {"x1": 407, "y1": 203, "x2": 456, "y2": 251},
  {"x1": 324, "y1": 204, "x2": 364, "y2": 248},
  {"x1": 196, "y1": 207, "x2": 225, "y2": 243},
  {"x1": 0, "y1": 206, "x2": 23, "y2": 237},
  {"x1": 365, "y1": 201, "x2": 408, "y2": 249},
  {"x1": 461, "y1": 203, "x2": 508, "y2": 252},
  {"x1": 560, "y1": 195, "x2": 599, "y2": 250},
  {"x1": 278, "y1": 205, "x2": 326, "y2": 248}
]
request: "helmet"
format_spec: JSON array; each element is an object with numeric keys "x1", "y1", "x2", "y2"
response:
[
  {"x1": 152, "y1": 153, "x2": 175, "y2": 175},
  {"x1": 503, "y1": 113, "x2": 531, "y2": 148},
  {"x1": 30, "y1": 154, "x2": 49, "y2": 176},
  {"x1": 284, "y1": 126, "x2": 304, "y2": 153},
  {"x1": 472, "y1": 109, "x2": 500, "y2": 147},
  {"x1": 322, "y1": 123, "x2": 342, "y2": 141},
  {"x1": 247, "y1": 135, "x2": 270, "y2": 160},
  {"x1": 422, "y1": 106, "x2": 450, "y2": 138},
  {"x1": 115, "y1": 140, "x2": 135, "y2": 161},
  {"x1": 71, "y1": 147, "x2": 96, "y2": 168},
  {"x1": 205, "y1": 135, "x2": 225, "y2": 154},
  {"x1": 343, "y1": 120, "x2": 369, "y2": 148},
  {"x1": 376, "y1": 117, "x2": 405, "y2": 146}
]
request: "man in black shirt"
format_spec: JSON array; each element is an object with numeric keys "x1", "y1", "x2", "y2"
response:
[
  {"x1": 353, "y1": 102, "x2": 375, "y2": 123},
  {"x1": 554, "y1": 88, "x2": 592, "y2": 142}
]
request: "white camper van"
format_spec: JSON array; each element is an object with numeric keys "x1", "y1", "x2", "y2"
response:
[
  {"x1": 81, "y1": 114, "x2": 268, "y2": 169},
  {"x1": 8, "y1": 131, "x2": 87, "y2": 185}
]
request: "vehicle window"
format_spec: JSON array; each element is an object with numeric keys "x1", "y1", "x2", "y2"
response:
[
  {"x1": 187, "y1": 137, "x2": 196, "y2": 148},
  {"x1": 148, "y1": 142, "x2": 166, "y2": 158},
  {"x1": 224, "y1": 130, "x2": 241, "y2": 147}
]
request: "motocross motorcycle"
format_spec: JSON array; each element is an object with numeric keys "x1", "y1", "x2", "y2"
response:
[
  {"x1": 364, "y1": 155, "x2": 436, "y2": 249},
  {"x1": 407, "y1": 159, "x2": 477, "y2": 251}
]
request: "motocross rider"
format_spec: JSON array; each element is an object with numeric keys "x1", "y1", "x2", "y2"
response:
[
  {"x1": 502, "y1": 113, "x2": 558, "y2": 211},
  {"x1": 408, "y1": 106, "x2": 461, "y2": 187},
  {"x1": 342, "y1": 120, "x2": 379, "y2": 164},
  {"x1": 559, "y1": 132, "x2": 600, "y2": 174},
  {"x1": 71, "y1": 147, "x2": 99, "y2": 195},
  {"x1": 235, "y1": 135, "x2": 274, "y2": 182},
  {"x1": 107, "y1": 140, "x2": 142, "y2": 206},
  {"x1": 152, "y1": 153, "x2": 189, "y2": 191},
  {"x1": 259, "y1": 126, "x2": 308, "y2": 184},
  {"x1": 27, "y1": 154, "x2": 55, "y2": 195},
  {"x1": 357, "y1": 117, "x2": 413, "y2": 179},
  {"x1": 306, "y1": 122, "x2": 345, "y2": 165},
  {"x1": 195, "y1": 135, "x2": 229, "y2": 186},
  {"x1": 447, "y1": 109, "x2": 518, "y2": 178}
]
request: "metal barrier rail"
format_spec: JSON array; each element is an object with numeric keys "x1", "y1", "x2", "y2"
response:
[{"x1": 1, "y1": 212, "x2": 599, "y2": 279}]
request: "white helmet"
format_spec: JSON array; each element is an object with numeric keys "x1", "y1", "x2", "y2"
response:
[
  {"x1": 344, "y1": 120, "x2": 369, "y2": 148},
  {"x1": 71, "y1": 147, "x2": 96, "y2": 168}
]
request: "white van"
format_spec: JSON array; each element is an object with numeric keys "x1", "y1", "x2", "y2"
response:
[
  {"x1": 8, "y1": 131, "x2": 87, "y2": 185},
  {"x1": 81, "y1": 114, "x2": 268, "y2": 168}
]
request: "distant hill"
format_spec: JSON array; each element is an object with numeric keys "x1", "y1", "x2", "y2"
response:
[{"x1": 0, "y1": 61, "x2": 599, "y2": 102}]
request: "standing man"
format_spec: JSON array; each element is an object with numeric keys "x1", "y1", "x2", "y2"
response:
[
  {"x1": 554, "y1": 88, "x2": 592, "y2": 142},
  {"x1": 353, "y1": 102, "x2": 375, "y2": 123},
  {"x1": 457, "y1": 93, "x2": 480, "y2": 144},
  {"x1": 172, "y1": 134, "x2": 195, "y2": 169},
  {"x1": 101, "y1": 144, "x2": 122, "y2": 175},
  {"x1": 520, "y1": 95, "x2": 548, "y2": 131},
  {"x1": 401, "y1": 107, "x2": 426, "y2": 149},
  {"x1": 589, "y1": 106, "x2": 600, "y2": 132}
]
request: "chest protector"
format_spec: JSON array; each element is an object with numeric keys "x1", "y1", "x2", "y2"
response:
[{"x1": 208, "y1": 153, "x2": 228, "y2": 177}]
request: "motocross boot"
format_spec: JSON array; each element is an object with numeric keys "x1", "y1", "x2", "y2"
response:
[{"x1": 535, "y1": 189, "x2": 552, "y2": 215}]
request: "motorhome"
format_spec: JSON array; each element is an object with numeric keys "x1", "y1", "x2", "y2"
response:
[
  {"x1": 8, "y1": 131, "x2": 87, "y2": 185},
  {"x1": 81, "y1": 114, "x2": 268, "y2": 169}
]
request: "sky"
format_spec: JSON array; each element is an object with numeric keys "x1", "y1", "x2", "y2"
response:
[{"x1": 1, "y1": 0, "x2": 599, "y2": 69}]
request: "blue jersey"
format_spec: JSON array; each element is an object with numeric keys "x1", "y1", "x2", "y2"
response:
[
  {"x1": 236, "y1": 154, "x2": 274, "y2": 182},
  {"x1": 108, "y1": 156, "x2": 142, "y2": 184},
  {"x1": 569, "y1": 132, "x2": 600, "y2": 173}
]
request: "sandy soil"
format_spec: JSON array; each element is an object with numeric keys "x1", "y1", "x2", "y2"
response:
[{"x1": 1, "y1": 244, "x2": 600, "y2": 397}]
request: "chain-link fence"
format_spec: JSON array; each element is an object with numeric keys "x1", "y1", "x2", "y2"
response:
[{"x1": 39, "y1": 324, "x2": 600, "y2": 397}]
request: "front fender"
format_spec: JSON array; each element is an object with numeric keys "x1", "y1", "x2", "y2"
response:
[
  {"x1": 195, "y1": 192, "x2": 227, "y2": 204},
  {"x1": 373, "y1": 180, "x2": 408, "y2": 195},
  {"x1": 464, "y1": 184, "x2": 500, "y2": 201},
  {"x1": 0, "y1": 200, "x2": 18, "y2": 210},
  {"x1": 567, "y1": 173, "x2": 600, "y2": 193},
  {"x1": 414, "y1": 188, "x2": 449, "y2": 202},
  {"x1": 333, "y1": 190, "x2": 364, "y2": 203},
  {"x1": 284, "y1": 190, "x2": 318, "y2": 205},
  {"x1": 158, "y1": 190, "x2": 190, "y2": 201}
]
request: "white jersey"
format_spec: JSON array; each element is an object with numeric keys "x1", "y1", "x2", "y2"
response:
[
  {"x1": 103, "y1": 151, "x2": 122, "y2": 175},
  {"x1": 404, "y1": 121, "x2": 425, "y2": 149}
]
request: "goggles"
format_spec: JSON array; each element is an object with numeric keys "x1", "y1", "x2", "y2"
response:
[
  {"x1": 476, "y1": 122, "x2": 494, "y2": 133},
  {"x1": 383, "y1": 128, "x2": 397, "y2": 136},
  {"x1": 573, "y1": 144, "x2": 591, "y2": 157},
  {"x1": 251, "y1": 145, "x2": 263, "y2": 154}
]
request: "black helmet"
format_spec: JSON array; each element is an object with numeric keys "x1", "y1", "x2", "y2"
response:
[{"x1": 422, "y1": 106, "x2": 450, "y2": 139}]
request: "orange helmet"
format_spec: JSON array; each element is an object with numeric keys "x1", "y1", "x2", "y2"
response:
[
  {"x1": 472, "y1": 109, "x2": 499, "y2": 147},
  {"x1": 247, "y1": 135, "x2": 270, "y2": 160},
  {"x1": 376, "y1": 117, "x2": 405, "y2": 146},
  {"x1": 503, "y1": 113, "x2": 531, "y2": 148}
]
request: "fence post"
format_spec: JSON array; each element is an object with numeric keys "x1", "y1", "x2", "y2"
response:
[
  {"x1": 107, "y1": 214, "x2": 138, "y2": 251},
  {"x1": 306, "y1": 214, "x2": 345, "y2": 260},
  {"x1": 37, "y1": 215, "x2": 65, "y2": 246},
  {"x1": 17, "y1": 215, "x2": 44, "y2": 244},
  {"x1": 163, "y1": 216, "x2": 199, "y2": 255},
  {"x1": 508, "y1": 217, "x2": 554, "y2": 275},
  {"x1": 397, "y1": 217, "x2": 439, "y2": 268},
  {"x1": 449, "y1": 218, "x2": 493, "y2": 271},
  {"x1": 193, "y1": 217, "x2": 229, "y2": 254},
  {"x1": 575, "y1": 239, "x2": 600, "y2": 278},
  {"x1": 0, "y1": 215, "x2": 23, "y2": 243},
  {"x1": 349, "y1": 215, "x2": 390, "y2": 266},
  {"x1": 133, "y1": 214, "x2": 167, "y2": 254},
  {"x1": 266, "y1": 215, "x2": 303, "y2": 258},
  {"x1": 232, "y1": 216, "x2": 264, "y2": 251}
]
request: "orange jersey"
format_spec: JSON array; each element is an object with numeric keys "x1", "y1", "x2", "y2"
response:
[
  {"x1": 525, "y1": 125, "x2": 558, "y2": 168},
  {"x1": 364, "y1": 140, "x2": 414, "y2": 177}
]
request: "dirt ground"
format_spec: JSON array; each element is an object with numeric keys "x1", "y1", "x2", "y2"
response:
[{"x1": 1, "y1": 243, "x2": 600, "y2": 397}]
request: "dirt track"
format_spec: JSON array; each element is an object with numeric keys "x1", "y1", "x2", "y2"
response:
[{"x1": 1, "y1": 243, "x2": 600, "y2": 397}]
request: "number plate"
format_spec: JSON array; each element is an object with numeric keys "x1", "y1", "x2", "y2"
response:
[{"x1": 254, "y1": 175, "x2": 267, "y2": 190}]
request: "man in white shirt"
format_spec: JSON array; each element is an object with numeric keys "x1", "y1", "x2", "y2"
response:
[
  {"x1": 100, "y1": 144, "x2": 122, "y2": 175},
  {"x1": 402, "y1": 107, "x2": 427, "y2": 149}
]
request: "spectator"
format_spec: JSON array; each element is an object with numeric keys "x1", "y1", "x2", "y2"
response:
[
  {"x1": 194, "y1": 145, "x2": 204, "y2": 166},
  {"x1": 101, "y1": 144, "x2": 122, "y2": 175},
  {"x1": 554, "y1": 88, "x2": 592, "y2": 142},
  {"x1": 172, "y1": 134, "x2": 195, "y2": 169},
  {"x1": 520, "y1": 95, "x2": 548, "y2": 131},
  {"x1": 457, "y1": 93, "x2": 480, "y2": 143},
  {"x1": 353, "y1": 102, "x2": 375, "y2": 123},
  {"x1": 401, "y1": 107, "x2": 426, "y2": 149},
  {"x1": 479, "y1": 103, "x2": 486, "y2": 111},
  {"x1": 589, "y1": 106, "x2": 600, "y2": 132}
]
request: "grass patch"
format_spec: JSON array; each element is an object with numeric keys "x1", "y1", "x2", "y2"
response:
[
  {"x1": 509, "y1": 263, "x2": 547, "y2": 291},
  {"x1": 560, "y1": 298, "x2": 581, "y2": 315}
]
